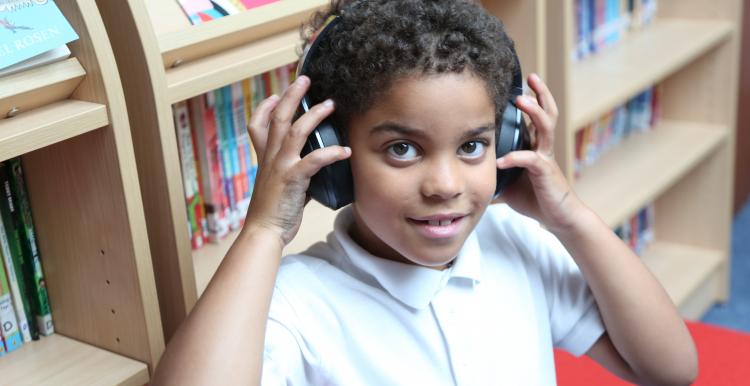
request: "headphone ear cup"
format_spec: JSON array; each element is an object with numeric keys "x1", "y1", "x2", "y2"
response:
[
  {"x1": 494, "y1": 101, "x2": 529, "y2": 197},
  {"x1": 302, "y1": 119, "x2": 354, "y2": 209}
]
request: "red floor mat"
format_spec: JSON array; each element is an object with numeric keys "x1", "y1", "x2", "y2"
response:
[{"x1": 554, "y1": 321, "x2": 750, "y2": 385}]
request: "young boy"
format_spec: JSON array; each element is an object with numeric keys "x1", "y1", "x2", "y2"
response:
[{"x1": 152, "y1": 1, "x2": 697, "y2": 385}]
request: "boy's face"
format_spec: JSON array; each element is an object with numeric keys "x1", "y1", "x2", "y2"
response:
[{"x1": 347, "y1": 72, "x2": 498, "y2": 269}]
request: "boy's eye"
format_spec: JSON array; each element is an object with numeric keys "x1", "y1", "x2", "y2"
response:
[
  {"x1": 387, "y1": 142, "x2": 419, "y2": 160},
  {"x1": 458, "y1": 141, "x2": 487, "y2": 158}
]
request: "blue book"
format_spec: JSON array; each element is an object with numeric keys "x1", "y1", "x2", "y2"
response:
[{"x1": 0, "y1": 0, "x2": 79, "y2": 70}]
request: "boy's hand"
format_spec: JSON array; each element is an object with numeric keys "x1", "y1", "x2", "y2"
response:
[
  {"x1": 245, "y1": 76, "x2": 351, "y2": 246},
  {"x1": 496, "y1": 74, "x2": 587, "y2": 234}
]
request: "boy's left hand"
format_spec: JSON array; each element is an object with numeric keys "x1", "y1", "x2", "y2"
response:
[{"x1": 495, "y1": 73, "x2": 587, "y2": 234}]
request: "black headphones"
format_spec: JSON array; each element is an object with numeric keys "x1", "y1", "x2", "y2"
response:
[{"x1": 298, "y1": 16, "x2": 529, "y2": 210}]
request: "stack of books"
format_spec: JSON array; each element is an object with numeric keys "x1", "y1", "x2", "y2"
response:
[
  {"x1": 0, "y1": 158, "x2": 54, "y2": 357},
  {"x1": 574, "y1": 0, "x2": 658, "y2": 61},
  {"x1": 574, "y1": 85, "x2": 662, "y2": 177},
  {"x1": 176, "y1": 0, "x2": 281, "y2": 25},
  {"x1": 0, "y1": 0, "x2": 78, "y2": 77},
  {"x1": 173, "y1": 63, "x2": 297, "y2": 249}
]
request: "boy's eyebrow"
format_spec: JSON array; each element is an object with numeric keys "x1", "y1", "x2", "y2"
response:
[
  {"x1": 369, "y1": 122, "x2": 426, "y2": 138},
  {"x1": 369, "y1": 122, "x2": 496, "y2": 139}
]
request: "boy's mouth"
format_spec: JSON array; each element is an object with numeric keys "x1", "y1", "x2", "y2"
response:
[{"x1": 407, "y1": 214, "x2": 467, "y2": 239}]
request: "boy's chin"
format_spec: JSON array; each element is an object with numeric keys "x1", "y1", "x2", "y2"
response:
[{"x1": 403, "y1": 245, "x2": 464, "y2": 269}]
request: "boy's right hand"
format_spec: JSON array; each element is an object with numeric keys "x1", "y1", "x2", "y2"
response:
[{"x1": 245, "y1": 76, "x2": 351, "y2": 246}]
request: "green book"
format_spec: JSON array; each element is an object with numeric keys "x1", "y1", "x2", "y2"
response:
[
  {"x1": 8, "y1": 158, "x2": 53, "y2": 335},
  {"x1": 0, "y1": 198, "x2": 32, "y2": 342},
  {"x1": 0, "y1": 162, "x2": 38, "y2": 340},
  {"x1": 0, "y1": 241, "x2": 23, "y2": 352}
]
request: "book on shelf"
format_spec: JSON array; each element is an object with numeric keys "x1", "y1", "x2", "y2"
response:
[
  {"x1": 174, "y1": 100, "x2": 208, "y2": 250},
  {"x1": 0, "y1": 44, "x2": 70, "y2": 77},
  {"x1": 7, "y1": 158, "x2": 53, "y2": 336},
  {"x1": 175, "y1": 64, "x2": 296, "y2": 249},
  {"x1": 574, "y1": 0, "x2": 658, "y2": 61},
  {"x1": 574, "y1": 85, "x2": 662, "y2": 177},
  {"x1": 0, "y1": 0, "x2": 78, "y2": 71},
  {"x1": 0, "y1": 240, "x2": 22, "y2": 353},
  {"x1": 0, "y1": 208, "x2": 31, "y2": 343},
  {"x1": 614, "y1": 204, "x2": 655, "y2": 255},
  {"x1": 0, "y1": 161, "x2": 48, "y2": 341},
  {"x1": 176, "y1": 0, "x2": 281, "y2": 25},
  {"x1": 190, "y1": 91, "x2": 231, "y2": 243}
]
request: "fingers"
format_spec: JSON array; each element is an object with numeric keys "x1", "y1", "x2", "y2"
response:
[
  {"x1": 247, "y1": 94, "x2": 281, "y2": 162},
  {"x1": 516, "y1": 95, "x2": 553, "y2": 155},
  {"x1": 496, "y1": 150, "x2": 551, "y2": 177},
  {"x1": 527, "y1": 73, "x2": 559, "y2": 120},
  {"x1": 264, "y1": 76, "x2": 312, "y2": 159},
  {"x1": 297, "y1": 145, "x2": 352, "y2": 178},
  {"x1": 279, "y1": 98, "x2": 336, "y2": 159}
]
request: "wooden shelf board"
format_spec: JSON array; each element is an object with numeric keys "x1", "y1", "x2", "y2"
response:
[
  {"x1": 641, "y1": 241, "x2": 724, "y2": 317},
  {"x1": 0, "y1": 334, "x2": 149, "y2": 386},
  {"x1": 166, "y1": 29, "x2": 299, "y2": 103},
  {"x1": 574, "y1": 120, "x2": 726, "y2": 228},
  {"x1": 0, "y1": 58, "x2": 85, "y2": 118},
  {"x1": 157, "y1": 0, "x2": 327, "y2": 70},
  {"x1": 0, "y1": 100, "x2": 108, "y2": 162},
  {"x1": 570, "y1": 19, "x2": 733, "y2": 130}
]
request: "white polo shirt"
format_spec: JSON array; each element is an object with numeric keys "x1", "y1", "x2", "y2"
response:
[{"x1": 262, "y1": 205, "x2": 605, "y2": 385}]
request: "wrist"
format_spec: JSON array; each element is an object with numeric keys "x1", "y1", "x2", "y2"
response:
[
  {"x1": 547, "y1": 200, "x2": 602, "y2": 242},
  {"x1": 239, "y1": 222, "x2": 286, "y2": 251}
]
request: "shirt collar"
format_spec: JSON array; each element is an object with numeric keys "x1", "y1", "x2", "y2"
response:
[{"x1": 331, "y1": 207, "x2": 482, "y2": 310}]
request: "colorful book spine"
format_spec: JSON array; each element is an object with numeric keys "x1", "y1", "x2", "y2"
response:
[
  {"x1": 176, "y1": 0, "x2": 280, "y2": 25},
  {"x1": 189, "y1": 94, "x2": 230, "y2": 242},
  {"x1": 574, "y1": 85, "x2": 660, "y2": 176},
  {"x1": 231, "y1": 82, "x2": 252, "y2": 222},
  {"x1": 241, "y1": 79, "x2": 257, "y2": 194},
  {"x1": 215, "y1": 87, "x2": 241, "y2": 231},
  {"x1": 0, "y1": 163, "x2": 38, "y2": 341},
  {"x1": 7, "y1": 158, "x2": 53, "y2": 336},
  {"x1": 174, "y1": 101, "x2": 206, "y2": 250},
  {"x1": 614, "y1": 204, "x2": 655, "y2": 254},
  {"x1": 0, "y1": 191, "x2": 32, "y2": 342},
  {"x1": 0, "y1": 242, "x2": 22, "y2": 353},
  {"x1": 573, "y1": 0, "x2": 658, "y2": 61}
]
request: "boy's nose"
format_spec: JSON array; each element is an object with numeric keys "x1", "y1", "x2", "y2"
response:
[{"x1": 420, "y1": 158, "x2": 464, "y2": 200}]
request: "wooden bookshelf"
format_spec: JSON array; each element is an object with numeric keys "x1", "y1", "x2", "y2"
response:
[
  {"x1": 0, "y1": 0, "x2": 164, "y2": 382},
  {"x1": 1, "y1": 334, "x2": 148, "y2": 386},
  {"x1": 95, "y1": 0, "x2": 546, "y2": 340},
  {"x1": 546, "y1": 0, "x2": 741, "y2": 318}
]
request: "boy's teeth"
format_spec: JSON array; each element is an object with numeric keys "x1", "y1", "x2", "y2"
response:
[{"x1": 428, "y1": 219, "x2": 453, "y2": 226}]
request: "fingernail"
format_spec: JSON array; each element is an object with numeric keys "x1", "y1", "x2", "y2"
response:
[
  {"x1": 343, "y1": 146, "x2": 351, "y2": 155},
  {"x1": 269, "y1": 94, "x2": 280, "y2": 102},
  {"x1": 296, "y1": 76, "x2": 309, "y2": 85},
  {"x1": 324, "y1": 99, "x2": 334, "y2": 108},
  {"x1": 530, "y1": 73, "x2": 541, "y2": 83}
]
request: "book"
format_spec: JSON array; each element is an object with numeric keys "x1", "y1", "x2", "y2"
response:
[
  {"x1": 0, "y1": 44, "x2": 69, "y2": 77},
  {"x1": 574, "y1": 85, "x2": 660, "y2": 176},
  {"x1": 0, "y1": 199, "x2": 31, "y2": 342},
  {"x1": 189, "y1": 94, "x2": 230, "y2": 242},
  {"x1": 7, "y1": 158, "x2": 53, "y2": 336},
  {"x1": 0, "y1": 0, "x2": 79, "y2": 70},
  {"x1": 0, "y1": 239, "x2": 22, "y2": 353},
  {"x1": 0, "y1": 162, "x2": 38, "y2": 340},
  {"x1": 174, "y1": 101, "x2": 206, "y2": 250}
]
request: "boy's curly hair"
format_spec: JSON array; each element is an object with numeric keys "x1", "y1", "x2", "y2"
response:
[{"x1": 300, "y1": 0, "x2": 518, "y2": 130}]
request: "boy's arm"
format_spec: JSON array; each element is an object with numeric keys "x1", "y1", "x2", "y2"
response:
[
  {"x1": 498, "y1": 74, "x2": 697, "y2": 386},
  {"x1": 151, "y1": 76, "x2": 350, "y2": 386},
  {"x1": 556, "y1": 202, "x2": 697, "y2": 385}
]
